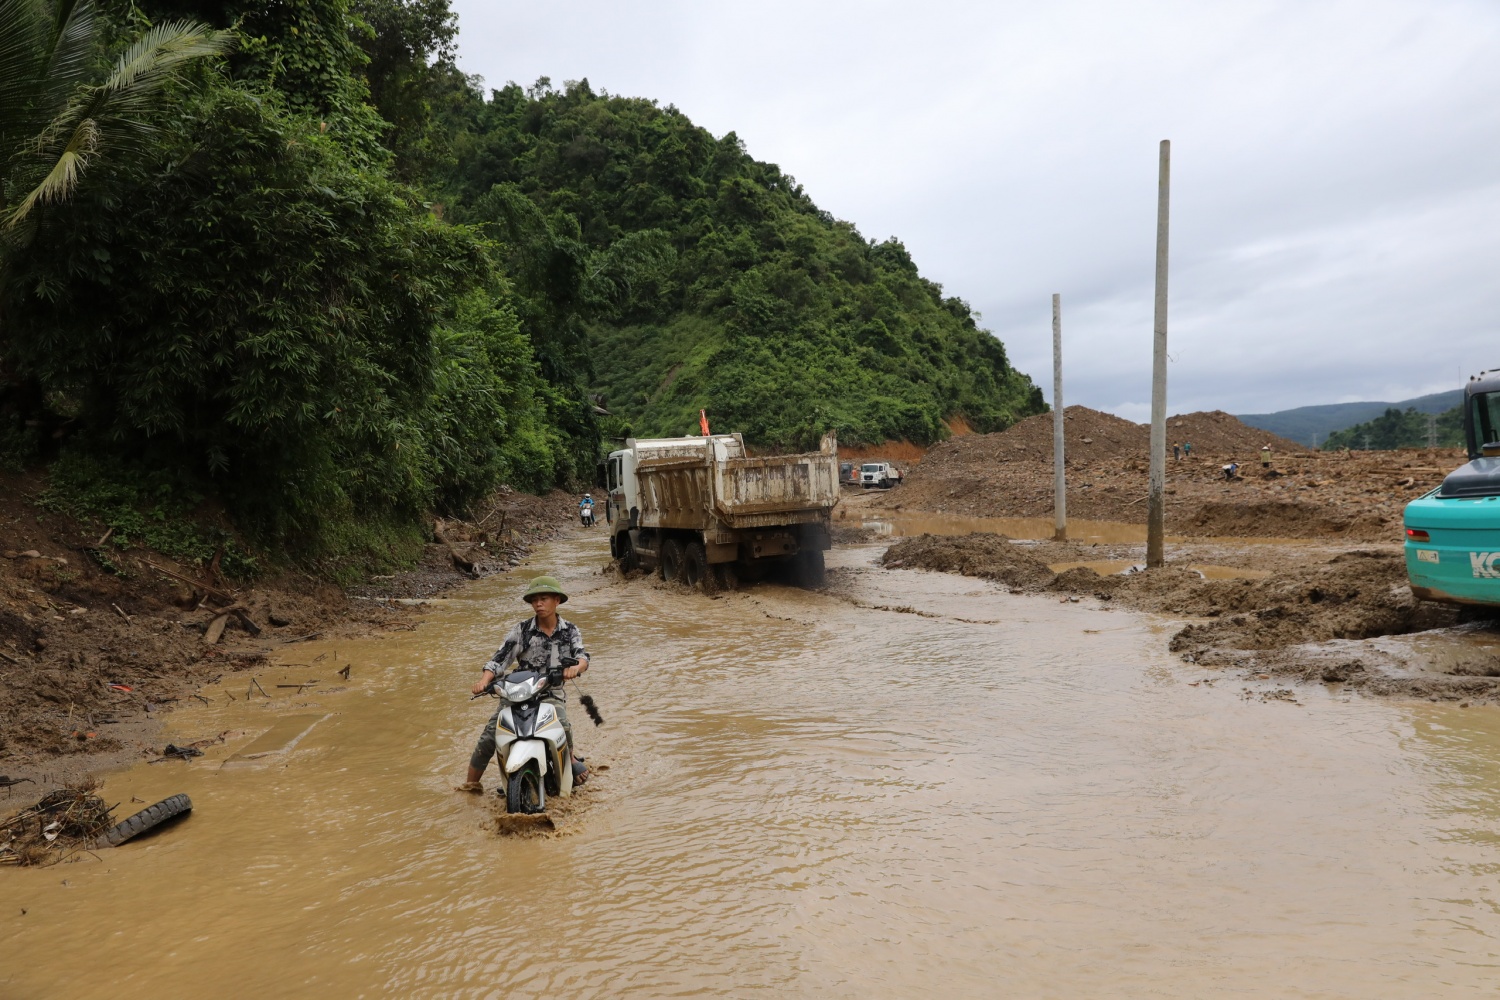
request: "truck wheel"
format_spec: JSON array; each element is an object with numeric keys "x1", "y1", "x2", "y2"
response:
[
  {"x1": 713, "y1": 563, "x2": 739, "y2": 591},
  {"x1": 683, "y1": 542, "x2": 709, "y2": 590},
  {"x1": 794, "y1": 548, "x2": 826, "y2": 588},
  {"x1": 661, "y1": 539, "x2": 684, "y2": 582},
  {"x1": 507, "y1": 764, "x2": 545, "y2": 815},
  {"x1": 616, "y1": 534, "x2": 639, "y2": 573}
]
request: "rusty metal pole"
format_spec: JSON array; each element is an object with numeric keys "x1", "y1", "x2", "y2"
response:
[
  {"x1": 1146, "y1": 139, "x2": 1170, "y2": 568},
  {"x1": 1052, "y1": 293, "x2": 1066, "y2": 540}
]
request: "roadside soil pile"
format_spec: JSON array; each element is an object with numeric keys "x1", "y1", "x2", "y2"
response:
[
  {"x1": 920, "y1": 406, "x2": 1148, "y2": 466},
  {"x1": 1164, "y1": 410, "x2": 1306, "y2": 457},
  {"x1": 347, "y1": 487, "x2": 576, "y2": 600},
  {"x1": 0, "y1": 471, "x2": 576, "y2": 795},
  {"x1": 880, "y1": 533, "x2": 1500, "y2": 700},
  {"x1": 881, "y1": 533, "x2": 1055, "y2": 590},
  {"x1": 870, "y1": 406, "x2": 1461, "y2": 540}
]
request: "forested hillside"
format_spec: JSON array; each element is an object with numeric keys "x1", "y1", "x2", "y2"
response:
[
  {"x1": 0, "y1": 0, "x2": 1040, "y2": 574},
  {"x1": 432, "y1": 80, "x2": 1043, "y2": 448},
  {"x1": 1322, "y1": 406, "x2": 1464, "y2": 451}
]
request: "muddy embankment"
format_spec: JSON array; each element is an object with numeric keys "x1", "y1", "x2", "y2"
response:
[
  {"x1": 0, "y1": 475, "x2": 577, "y2": 800},
  {"x1": 866, "y1": 406, "x2": 1465, "y2": 541},
  {"x1": 881, "y1": 532, "x2": 1500, "y2": 701}
]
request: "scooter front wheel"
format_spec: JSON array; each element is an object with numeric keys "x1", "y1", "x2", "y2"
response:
[{"x1": 506, "y1": 764, "x2": 546, "y2": 814}]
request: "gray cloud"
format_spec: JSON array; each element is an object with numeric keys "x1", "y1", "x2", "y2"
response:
[{"x1": 450, "y1": 0, "x2": 1500, "y2": 418}]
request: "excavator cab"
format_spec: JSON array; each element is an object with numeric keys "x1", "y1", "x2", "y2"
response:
[{"x1": 1403, "y1": 370, "x2": 1500, "y2": 607}]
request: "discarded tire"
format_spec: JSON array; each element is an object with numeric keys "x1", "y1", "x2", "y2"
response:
[{"x1": 101, "y1": 793, "x2": 192, "y2": 847}]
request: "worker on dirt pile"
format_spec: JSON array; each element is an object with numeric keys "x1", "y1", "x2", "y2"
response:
[
  {"x1": 459, "y1": 575, "x2": 590, "y2": 793},
  {"x1": 1222, "y1": 462, "x2": 1239, "y2": 480},
  {"x1": 1184, "y1": 441, "x2": 1193, "y2": 458},
  {"x1": 1261, "y1": 444, "x2": 1272, "y2": 468},
  {"x1": 1173, "y1": 443, "x2": 1182, "y2": 461}
]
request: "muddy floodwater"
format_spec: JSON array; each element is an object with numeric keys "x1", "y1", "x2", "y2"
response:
[{"x1": 8, "y1": 531, "x2": 1500, "y2": 997}]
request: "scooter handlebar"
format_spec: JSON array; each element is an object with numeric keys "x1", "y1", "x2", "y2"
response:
[{"x1": 472, "y1": 657, "x2": 579, "y2": 698}]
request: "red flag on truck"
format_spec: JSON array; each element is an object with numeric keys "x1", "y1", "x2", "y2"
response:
[{"x1": 700, "y1": 409, "x2": 710, "y2": 436}]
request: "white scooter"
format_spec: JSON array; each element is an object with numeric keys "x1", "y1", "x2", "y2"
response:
[{"x1": 482, "y1": 657, "x2": 577, "y2": 813}]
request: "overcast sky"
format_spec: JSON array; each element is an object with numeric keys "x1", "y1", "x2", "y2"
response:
[{"x1": 448, "y1": 0, "x2": 1500, "y2": 420}]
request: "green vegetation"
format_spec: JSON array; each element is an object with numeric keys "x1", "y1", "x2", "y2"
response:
[
  {"x1": 0, "y1": 0, "x2": 1040, "y2": 577},
  {"x1": 39, "y1": 452, "x2": 257, "y2": 577},
  {"x1": 435, "y1": 80, "x2": 1043, "y2": 448},
  {"x1": 1322, "y1": 406, "x2": 1464, "y2": 451}
]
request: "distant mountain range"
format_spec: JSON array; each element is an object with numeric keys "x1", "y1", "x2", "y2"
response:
[{"x1": 1236, "y1": 390, "x2": 1463, "y2": 447}]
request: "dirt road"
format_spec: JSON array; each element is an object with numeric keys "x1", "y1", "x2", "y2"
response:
[{"x1": 7, "y1": 528, "x2": 1500, "y2": 996}]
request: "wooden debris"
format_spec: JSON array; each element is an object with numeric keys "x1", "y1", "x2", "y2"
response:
[
  {"x1": 434, "y1": 518, "x2": 478, "y2": 575},
  {"x1": 142, "y1": 560, "x2": 236, "y2": 605},
  {"x1": 203, "y1": 613, "x2": 230, "y2": 645}
]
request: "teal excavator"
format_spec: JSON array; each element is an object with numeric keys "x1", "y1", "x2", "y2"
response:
[{"x1": 1403, "y1": 370, "x2": 1500, "y2": 607}]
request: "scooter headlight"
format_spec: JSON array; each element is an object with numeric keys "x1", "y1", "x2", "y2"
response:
[{"x1": 501, "y1": 675, "x2": 542, "y2": 702}]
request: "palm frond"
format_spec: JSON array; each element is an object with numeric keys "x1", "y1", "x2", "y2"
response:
[
  {"x1": 4, "y1": 16, "x2": 231, "y2": 227},
  {"x1": 0, "y1": 0, "x2": 51, "y2": 143},
  {"x1": 105, "y1": 20, "x2": 234, "y2": 97},
  {"x1": 6, "y1": 116, "x2": 98, "y2": 225},
  {"x1": 37, "y1": 0, "x2": 97, "y2": 114}
]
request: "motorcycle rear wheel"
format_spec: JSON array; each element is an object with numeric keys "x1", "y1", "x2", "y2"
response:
[{"x1": 507, "y1": 764, "x2": 546, "y2": 814}]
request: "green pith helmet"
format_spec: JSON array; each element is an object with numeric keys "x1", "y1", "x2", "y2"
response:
[{"x1": 522, "y1": 575, "x2": 568, "y2": 603}]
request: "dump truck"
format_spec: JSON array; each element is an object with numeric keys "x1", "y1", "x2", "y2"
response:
[
  {"x1": 859, "y1": 461, "x2": 903, "y2": 489},
  {"x1": 1403, "y1": 369, "x2": 1500, "y2": 607},
  {"x1": 603, "y1": 432, "x2": 840, "y2": 589}
]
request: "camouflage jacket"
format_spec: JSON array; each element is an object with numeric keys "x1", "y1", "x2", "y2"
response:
[{"x1": 485, "y1": 617, "x2": 588, "y2": 700}]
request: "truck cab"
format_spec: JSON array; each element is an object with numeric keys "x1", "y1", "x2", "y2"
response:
[{"x1": 1403, "y1": 370, "x2": 1500, "y2": 606}]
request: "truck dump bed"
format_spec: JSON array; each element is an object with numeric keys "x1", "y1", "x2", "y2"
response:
[{"x1": 632, "y1": 433, "x2": 840, "y2": 531}]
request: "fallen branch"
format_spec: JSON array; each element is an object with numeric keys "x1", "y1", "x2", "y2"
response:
[{"x1": 142, "y1": 560, "x2": 236, "y2": 604}]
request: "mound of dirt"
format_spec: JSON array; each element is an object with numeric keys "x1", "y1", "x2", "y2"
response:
[
  {"x1": 1165, "y1": 411, "x2": 1306, "y2": 458},
  {"x1": 907, "y1": 406, "x2": 1302, "y2": 473},
  {"x1": 881, "y1": 533, "x2": 1054, "y2": 590},
  {"x1": 915, "y1": 406, "x2": 1147, "y2": 469},
  {"x1": 1179, "y1": 501, "x2": 1390, "y2": 539},
  {"x1": 862, "y1": 405, "x2": 1450, "y2": 539},
  {"x1": 1162, "y1": 551, "x2": 1455, "y2": 656}
]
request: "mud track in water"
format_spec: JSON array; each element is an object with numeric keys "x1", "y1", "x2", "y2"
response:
[{"x1": 877, "y1": 532, "x2": 1500, "y2": 702}]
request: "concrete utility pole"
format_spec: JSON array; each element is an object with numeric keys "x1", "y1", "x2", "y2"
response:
[
  {"x1": 1146, "y1": 139, "x2": 1171, "y2": 569},
  {"x1": 1052, "y1": 293, "x2": 1066, "y2": 540},
  {"x1": 1426, "y1": 413, "x2": 1439, "y2": 448}
]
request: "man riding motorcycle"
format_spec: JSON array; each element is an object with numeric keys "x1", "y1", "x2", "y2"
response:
[{"x1": 459, "y1": 575, "x2": 590, "y2": 793}]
